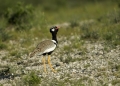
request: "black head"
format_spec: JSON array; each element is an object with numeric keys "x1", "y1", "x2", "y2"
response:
[{"x1": 50, "y1": 26, "x2": 59, "y2": 34}]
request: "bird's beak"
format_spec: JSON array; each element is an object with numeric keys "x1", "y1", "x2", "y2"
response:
[{"x1": 56, "y1": 26, "x2": 60, "y2": 29}]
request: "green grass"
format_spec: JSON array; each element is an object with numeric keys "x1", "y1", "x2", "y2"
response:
[
  {"x1": 44, "y1": 1, "x2": 118, "y2": 24},
  {"x1": 0, "y1": 42, "x2": 7, "y2": 50},
  {"x1": 23, "y1": 71, "x2": 41, "y2": 86},
  {"x1": 0, "y1": 1, "x2": 119, "y2": 48}
]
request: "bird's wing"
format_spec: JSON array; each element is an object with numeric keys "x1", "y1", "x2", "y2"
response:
[{"x1": 30, "y1": 40, "x2": 56, "y2": 57}]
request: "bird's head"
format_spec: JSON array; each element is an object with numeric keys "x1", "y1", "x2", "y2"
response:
[{"x1": 50, "y1": 26, "x2": 59, "y2": 34}]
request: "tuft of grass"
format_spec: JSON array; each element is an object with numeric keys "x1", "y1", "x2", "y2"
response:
[
  {"x1": 48, "y1": 79, "x2": 66, "y2": 86},
  {"x1": 59, "y1": 54, "x2": 71, "y2": 64},
  {"x1": 23, "y1": 71, "x2": 41, "y2": 86},
  {"x1": 84, "y1": 64, "x2": 91, "y2": 68},
  {"x1": 112, "y1": 80, "x2": 120, "y2": 86},
  {"x1": 63, "y1": 45, "x2": 71, "y2": 51},
  {"x1": 0, "y1": 28, "x2": 11, "y2": 42},
  {"x1": 70, "y1": 79, "x2": 85, "y2": 86},
  {"x1": 70, "y1": 20, "x2": 79, "y2": 28},
  {"x1": 63, "y1": 56, "x2": 73, "y2": 64},
  {"x1": 0, "y1": 42, "x2": 7, "y2": 50},
  {"x1": 80, "y1": 23, "x2": 99, "y2": 40},
  {"x1": 108, "y1": 10, "x2": 120, "y2": 24},
  {"x1": 101, "y1": 24, "x2": 120, "y2": 46},
  {"x1": 10, "y1": 50, "x2": 21, "y2": 58}
]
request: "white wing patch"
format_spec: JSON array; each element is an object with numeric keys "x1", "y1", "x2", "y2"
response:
[{"x1": 43, "y1": 44, "x2": 56, "y2": 53}]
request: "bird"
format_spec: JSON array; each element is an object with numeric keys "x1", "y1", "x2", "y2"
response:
[{"x1": 30, "y1": 26, "x2": 59, "y2": 73}]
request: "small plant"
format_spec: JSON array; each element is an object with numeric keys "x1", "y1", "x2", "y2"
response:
[
  {"x1": 48, "y1": 79, "x2": 66, "y2": 86},
  {"x1": 71, "y1": 79, "x2": 85, "y2": 86},
  {"x1": 80, "y1": 23, "x2": 90, "y2": 39},
  {"x1": 63, "y1": 45, "x2": 71, "y2": 51},
  {"x1": 0, "y1": 42, "x2": 7, "y2": 50},
  {"x1": 9, "y1": 50, "x2": 22, "y2": 59},
  {"x1": 101, "y1": 26, "x2": 120, "y2": 46},
  {"x1": 64, "y1": 56, "x2": 73, "y2": 64},
  {"x1": 103, "y1": 31, "x2": 113, "y2": 41},
  {"x1": 0, "y1": 28, "x2": 11, "y2": 41},
  {"x1": 4, "y1": 2, "x2": 34, "y2": 30},
  {"x1": 23, "y1": 71, "x2": 41, "y2": 86},
  {"x1": 112, "y1": 80, "x2": 120, "y2": 86},
  {"x1": 60, "y1": 54, "x2": 87, "y2": 64},
  {"x1": 108, "y1": 10, "x2": 120, "y2": 24},
  {"x1": 80, "y1": 22, "x2": 99, "y2": 40},
  {"x1": 70, "y1": 20, "x2": 79, "y2": 28}
]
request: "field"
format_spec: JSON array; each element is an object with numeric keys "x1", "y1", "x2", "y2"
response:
[{"x1": 0, "y1": 0, "x2": 120, "y2": 86}]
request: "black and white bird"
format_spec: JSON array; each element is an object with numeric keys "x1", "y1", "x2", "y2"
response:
[{"x1": 30, "y1": 26, "x2": 59, "y2": 73}]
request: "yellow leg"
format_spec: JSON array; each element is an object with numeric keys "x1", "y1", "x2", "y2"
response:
[
  {"x1": 42, "y1": 57, "x2": 47, "y2": 73},
  {"x1": 48, "y1": 55, "x2": 57, "y2": 73}
]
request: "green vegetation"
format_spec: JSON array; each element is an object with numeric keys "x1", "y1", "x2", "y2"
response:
[
  {"x1": 0, "y1": 0, "x2": 119, "y2": 46},
  {"x1": 0, "y1": 28, "x2": 11, "y2": 41},
  {"x1": 4, "y1": 2, "x2": 34, "y2": 30},
  {"x1": 0, "y1": 42, "x2": 7, "y2": 50},
  {"x1": 23, "y1": 71, "x2": 41, "y2": 86}
]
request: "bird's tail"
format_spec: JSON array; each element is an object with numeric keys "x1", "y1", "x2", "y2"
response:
[{"x1": 29, "y1": 49, "x2": 38, "y2": 58}]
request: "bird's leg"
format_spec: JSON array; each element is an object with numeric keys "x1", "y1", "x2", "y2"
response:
[
  {"x1": 42, "y1": 57, "x2": 47, "y2": 73},
  {"x1": 48, "y1": 55, "x2": 56, "y2": 72}
]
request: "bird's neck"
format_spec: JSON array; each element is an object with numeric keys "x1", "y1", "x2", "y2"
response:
[{"x1": 52, "y1": 33, "x2": 58, "y2": 43}]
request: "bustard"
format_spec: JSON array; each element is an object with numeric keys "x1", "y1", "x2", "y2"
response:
[{"x1": 30, "y1": 26, "x2": 59, "y2": 73}]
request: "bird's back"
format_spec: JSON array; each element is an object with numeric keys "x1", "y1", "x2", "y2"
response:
[{"x1": 30, "y1": 40, "x2": 56, "y2": 57}]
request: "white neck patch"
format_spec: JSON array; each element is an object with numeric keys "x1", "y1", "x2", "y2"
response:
[{"x1": 51, "y1": 40, "x2": 57, "y2": 44}]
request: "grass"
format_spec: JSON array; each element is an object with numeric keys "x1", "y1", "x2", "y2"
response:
[
  {"x1": 22, "y1": 71, "x2": 41, "y2": 86},
  {"x1": 0, "y1": 42, "x2": 7, "y2": 50},
  {"x1": 0, "y1": 1, "x2": 119, "y2": 48},
  {"x1": 112, "y1": 79, "x2": 120, "y2": 86}
]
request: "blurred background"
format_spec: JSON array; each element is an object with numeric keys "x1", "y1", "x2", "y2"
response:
[
  {"x1": 0, "y1": 0, "x2": 120, "y2": 25},
  {"x1": 0, "y1": 0, "x2": 120, "y2": 49}
]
